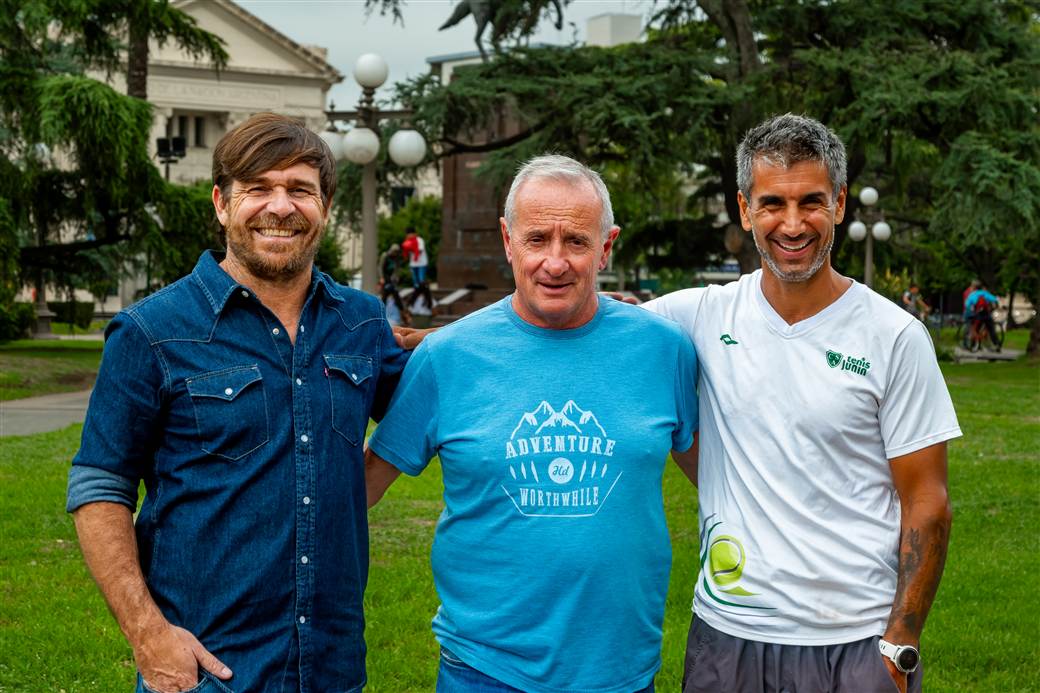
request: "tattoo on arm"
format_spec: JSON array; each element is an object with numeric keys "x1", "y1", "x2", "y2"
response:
[{"x1": 887, "y1": 506, "x2": 951, "y2": 642}]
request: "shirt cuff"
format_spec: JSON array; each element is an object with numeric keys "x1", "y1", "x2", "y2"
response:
[{"x1": 66, "y1": 465, "x2": 139, "y2": 513}]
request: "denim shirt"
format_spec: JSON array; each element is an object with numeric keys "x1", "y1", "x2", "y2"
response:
[{"x1": 67, "y1": 251, "x2": 408, "y2": 693}]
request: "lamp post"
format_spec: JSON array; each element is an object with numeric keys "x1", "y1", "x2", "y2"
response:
[
  {"x1": 847, "y1": 186, "x2": 891, "y2": 288},
  {"x1": 323, "y1": 53, "x2": 427, "y2": 294}
]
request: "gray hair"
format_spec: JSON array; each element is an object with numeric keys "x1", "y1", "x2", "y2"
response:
[
  {"x1": 503, "y1": 154, "x2": 615, "y2": 239},
  {"x1": 736, "y1": 114, "x2": 847, "y2": 201}
]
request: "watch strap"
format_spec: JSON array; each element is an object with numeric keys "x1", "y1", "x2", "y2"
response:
[{"x1": 878, "y1": 638, "x2": 920, "y2": 674}]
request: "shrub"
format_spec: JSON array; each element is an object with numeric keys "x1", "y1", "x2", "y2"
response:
[
  {"x1": 47, "y1": 301, "x2": 94, "y2": 329},
  {"x1": 0, "y1": 302, "x2": 35, "y2": 340}
]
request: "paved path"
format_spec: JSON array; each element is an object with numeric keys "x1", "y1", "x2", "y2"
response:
[
  {"x1": 0, "y1": 389, "x2": 92, "y2": 437},
  {"x1": 952, "y1": 347, "x2": 1024, "y2": 363}
]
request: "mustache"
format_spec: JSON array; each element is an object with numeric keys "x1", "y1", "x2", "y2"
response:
[{"x1": 246, "y1": 212, "x2": 311, "y2": 231}]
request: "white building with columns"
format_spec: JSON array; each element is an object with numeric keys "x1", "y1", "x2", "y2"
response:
[
  {"x1": 81, "y1": 0, "x2": 344, "y2": 312},
  {"x1": 142, "y1": 0, "x2": 342, "y2": 185}
]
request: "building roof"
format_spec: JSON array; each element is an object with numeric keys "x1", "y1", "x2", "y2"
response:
[
  {"x1": 427, "y1": 43, "x2": 554, "y2": 66},
  {"x1": 172, "y1": 0, "x2": 343, "y2": 84}
]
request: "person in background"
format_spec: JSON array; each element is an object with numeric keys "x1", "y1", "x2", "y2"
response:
[
  {"x1": 407, "y1": 282, "x2": 437, "y2": 328},
  {"x1": 383, "y1": 281, "x2": 410, "y2": 327},
  {"x1": 380, "y1": 242, "x2": 404, "y2": 291},
  {"x1": 402, "y1": 228, "x2": 429, "y2": 287},
  {"x1": 901, "y1": 284, "x2": 930, "y2": 321},
  {"x1": 961, "y1": 279, "x2": 981, "y2": 311},
  {"x1": 964, "y1": 282, "x2": 1001, "y2": 350}
]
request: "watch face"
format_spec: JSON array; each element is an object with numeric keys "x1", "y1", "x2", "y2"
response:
[{"x1": 896, "y1": 647, "x2": 920, "y2": 672}]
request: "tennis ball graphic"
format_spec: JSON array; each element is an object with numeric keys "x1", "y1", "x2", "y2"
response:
[{"x1": 709, "y1": 536, "x2": 745, "y2": 587}]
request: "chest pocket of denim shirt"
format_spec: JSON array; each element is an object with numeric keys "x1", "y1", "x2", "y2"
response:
[
  {"x1": 325, "y1": 355, "x2": 373, "y2": 446},
  {"x1": 185, "y1": 365, "x2": 270, "y2": 461}
]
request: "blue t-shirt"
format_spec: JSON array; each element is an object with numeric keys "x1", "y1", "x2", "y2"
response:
[
  {"x1": 369, "y1": 296, "x2": 698, "y2": 693},
  {"x1": 965, "y1": 289, "x2": 998, "y2": 315}
]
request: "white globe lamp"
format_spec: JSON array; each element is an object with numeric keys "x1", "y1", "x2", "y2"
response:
[
  {"x1": 325, "y1": 51, "x2": 429, "y2": 294},
  {"x1": 872, "y1": 221, "x2": 892, "y2": 242},
  {"x1": 343, "y1": 127, "x2": 380, "y2": 165},
  {"x1": 387, "y1": 130, "x2": 427, "y2": 167},
  {"x1": 354, "y1": 54, "x2": 389, "y2": 89},
  {"x1": 318, "y1": 130, "x2": 344, "y2": 161},
  {"x1": 847, "y1": 220, "x2": 867, "y2": 242},
  {"x1": 859, "y1": 186, "x2": 879, "y2": 206}
]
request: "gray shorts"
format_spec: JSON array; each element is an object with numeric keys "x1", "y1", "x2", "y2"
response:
[{"x1": 682, "y1": 616, "x2": 923, "y2": 693}]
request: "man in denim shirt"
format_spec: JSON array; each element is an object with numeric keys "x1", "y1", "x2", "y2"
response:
[{"x1": 67, "y1": 113, "x2": 408, "y2": 693}]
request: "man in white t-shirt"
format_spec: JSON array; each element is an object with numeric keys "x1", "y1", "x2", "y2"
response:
[
  {"x1": 403, "y1": 228, "x2": 429, "y2": 286},
  {"x1": 644, "y1": 114, "x2": 959, "y2": 693}
]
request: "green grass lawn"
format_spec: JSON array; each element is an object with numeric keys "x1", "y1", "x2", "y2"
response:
[
  {"x1": 0, "y1": 339, "x2": 104, "y2": 401},
  {"x1": 0, "y1": 358, "x2": 1036, "y2": 691},
  {"x1": 49, "y1": 321, "x2": 109, "y2": 337},
  {"x1": 932, "y1": 322, "x2": 1032, "y2": 354}
]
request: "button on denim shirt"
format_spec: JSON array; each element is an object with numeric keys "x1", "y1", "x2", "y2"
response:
[{"x1": 67, "y1": 252, "x2": 409, "y2": 693}]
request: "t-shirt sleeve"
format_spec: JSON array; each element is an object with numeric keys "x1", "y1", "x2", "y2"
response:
[
  {"x1": 368, "y1": 340, "x2": 439, "y2": 476},
  {"x1": 879, "y1": 320, "x2": 962, "y2": 459},
  {"x1": 641, "y1": 288, "x2": 705, "y2": 343},
  {"x1": 67, "y1": 312, "x2": 164, "y2": 511},
  {"x1": 672, "y1": 332, "x2": 699, "y2": 452}
]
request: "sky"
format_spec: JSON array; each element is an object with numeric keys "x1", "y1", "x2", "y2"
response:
[{"x1": 236, "y1": 0, "x2": 648, "y2": 109}]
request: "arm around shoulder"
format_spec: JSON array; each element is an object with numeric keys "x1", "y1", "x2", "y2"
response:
[
  {"x1": 671, "y1": 434, "x2": 699, "y2": 487},
  {"x1": 365, "y1": 447, "x2": 402, "y2": 508}
]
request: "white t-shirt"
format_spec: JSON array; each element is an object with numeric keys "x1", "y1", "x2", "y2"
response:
[
  {"x1": 644, "y1": 270, "x2": 961, "y2": 645},
  {"x1": 409, "y1": 237, "x2": 428, "y2": 268}
]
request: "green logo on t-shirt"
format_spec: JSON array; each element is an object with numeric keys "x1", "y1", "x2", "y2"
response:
[
  {"x1": 827, "y1": 350, "x2": 871, "y2": 376},
  {"x1": 720, "y1": 333, "x2": 739, "y2": 345}
]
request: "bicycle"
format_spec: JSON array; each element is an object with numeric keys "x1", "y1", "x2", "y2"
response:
[{"x1": 957, "y1": 309, "x2": 1005, "y2": 352}]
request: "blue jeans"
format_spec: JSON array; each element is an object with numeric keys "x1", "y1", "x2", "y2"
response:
[
  {"x1": 436, "y1": 648, "x2": 655, "y2": 693},
  {"x1": 411, "y1": 265, "x2": 427, "y2": 286}
]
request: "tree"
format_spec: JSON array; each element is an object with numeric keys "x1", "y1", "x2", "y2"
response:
[
  {"x1": 374, "y1": 0, "x2": 1040, "y2": 351},
  {"x1": 0, "y1": 0, "x2": 227, "y2": 327},
  {"x1": 927, "y1": 131, "x2": 1040, "y2": 352},
  {"x1": 117, "y1": 0, "x2": 226, "y2": 99},
  {"x1": 315, "y1": 231, "x2": 354, "y2": 286}
]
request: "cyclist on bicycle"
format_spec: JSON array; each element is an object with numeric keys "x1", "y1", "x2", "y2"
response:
[
  {"x1": 902, "y1": 283, "x2": 931, "y2": 321},
  {"x1": 964, "y1": 283, "x2": 1001, "y2": 351}
]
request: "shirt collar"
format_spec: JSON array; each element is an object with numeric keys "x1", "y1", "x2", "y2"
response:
[
  {"x1": 314, "y1": 269, "x2": 347, "y2": 304},
  {"x1": 192, "y1": 251, "x2": 240, "y2": 315},
  {"x1": 191, "y1": 250, "x2": 344, "y2": 315}
]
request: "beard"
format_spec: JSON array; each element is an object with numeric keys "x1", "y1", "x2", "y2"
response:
[
  {"x1": 751, "y1": 224, "x2": 834, "y2": 283},
  {"x1": 224, "y1": 211, "x2": 324, "y2": 282}
]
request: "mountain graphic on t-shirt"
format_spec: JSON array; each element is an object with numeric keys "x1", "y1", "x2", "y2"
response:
[
  {"x1": 510, "y1": 400, "x2": 608, "y2": 439},
  {"x1": 503, "y1": 399, "x2": 620, "y2": 518},
  {"x1": 552, "y1": 400, "x2": 608, "y2": 437}
]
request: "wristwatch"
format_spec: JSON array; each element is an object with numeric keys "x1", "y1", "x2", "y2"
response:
[{"x1": 878, "y1": 639, "x2": 921, "y2": 673}]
